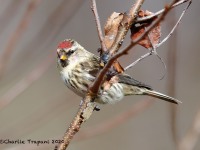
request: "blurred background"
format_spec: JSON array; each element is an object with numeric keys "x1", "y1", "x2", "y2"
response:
[{"x1": 0, "y1": 0, "x2": 199, "y2": 150}]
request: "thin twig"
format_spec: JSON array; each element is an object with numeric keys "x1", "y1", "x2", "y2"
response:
[
  {"x1": 146, "y1": 27, "x2": 167, "y2": 80},
  {"x1": 111, "y1": 0, "x2": 178, "y2": 72},
  {"x1": 91, "y1": 0, "x2": 107, "y2": 52},
  {"x1": 125, "y1": 0, "x2": 191, "y2": 71},
  {"x1": 124, "y1": 49, "x2": 166, "y2": 72},
  {"x1": 157, "y1": 0, "x2": 192, "y2": 47},
  {"x1": 125, "y1": 52, "x2": 151, "y2": 70},
  {"x1": 0, "y1": 0, "x2": 41, "y2": 79},
  {"x1": 155, "y1": 54, "x2": 167, "y2": 80},
  {"x1": 136, "y1": 0, "x2": 190, "y2": 23}
]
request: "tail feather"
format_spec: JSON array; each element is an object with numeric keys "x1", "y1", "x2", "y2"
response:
[{"x1": 144, "y1": 90, "x2": 182, "y2": 104}]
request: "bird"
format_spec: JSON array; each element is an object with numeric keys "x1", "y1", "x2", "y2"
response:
[{"x1": 57, "y1": 39, "x2": 181, "y2": 105}]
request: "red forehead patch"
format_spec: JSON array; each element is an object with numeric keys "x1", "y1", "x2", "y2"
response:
[{"x1": 57, "y1": 40, "x2": 72, "y2": 49}]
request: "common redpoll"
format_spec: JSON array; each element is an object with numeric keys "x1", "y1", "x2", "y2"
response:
[{"x1": 57, "y1": 39, "x2": 181, "y2": 104}]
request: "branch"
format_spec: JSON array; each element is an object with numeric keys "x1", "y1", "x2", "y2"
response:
[
  {"x1": 126, "y1": 0, "x2": 189, "y2": 72},
  {"x1": 90, "y1": 0, "x2": 144, "y2": 94},
  {"x1": 108, "y1": 0, "x2": 145, "y2": 55},
  {"x1": 125, "y1": 52, "x2": 151, "y2": 70},
  {"x1": 157, "y1": 0, "x2": 191, "y2": 47},
  {"x1": 125, "y1": 0, "x2": 191, "y2": 71},
  {"x1": 107, "y1": 0, "x2": 177, "y2": 70},
  {"x1": 136, "y1": 0, "x2": 190, "y2": 23},
  {"x1": 90, "y1": 0, "x2": 107, "y2": 52},
  {"x1": 57, "y1": 95, "x2": 97, "y2": 150}
]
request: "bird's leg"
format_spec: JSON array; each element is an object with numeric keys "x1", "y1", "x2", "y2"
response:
[{"x1": 94, "y1": 105, "x2": 101, "y2": 111}]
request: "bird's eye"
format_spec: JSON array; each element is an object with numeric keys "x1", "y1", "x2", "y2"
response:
[{"x1": 66, "y1": 50, "x2": 74, "y2": 56}]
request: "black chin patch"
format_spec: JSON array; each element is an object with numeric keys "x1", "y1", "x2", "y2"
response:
[{"x1": 60, "y1": 59, "x2": 68, "y2": 68}]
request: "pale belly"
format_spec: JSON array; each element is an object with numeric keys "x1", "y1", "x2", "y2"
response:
[{"x1": 61, "y1": 69, "x2": 124, "y2": 104}]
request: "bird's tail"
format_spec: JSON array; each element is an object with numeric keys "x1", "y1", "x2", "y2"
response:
[{"x1": 144, "y1": 90, "x2": 182, "y2": 104}]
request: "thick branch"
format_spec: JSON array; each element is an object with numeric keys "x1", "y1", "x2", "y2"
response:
[
  {"x1": 57, "y1": 94, "x2": 96, "y2": 150},
  {"x1": 109, "y1": 0, "x2": 144, "y2": 55}
]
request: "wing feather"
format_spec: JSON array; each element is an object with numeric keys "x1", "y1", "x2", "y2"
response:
[{"x1": 117, "y1": 74, "x2": 152, "y2": 90}]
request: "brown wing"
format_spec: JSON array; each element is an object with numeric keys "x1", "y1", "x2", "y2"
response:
[
  {"x1": 79, "y1": 55, "x2": 100, "y2": 79},
  {"x1": 117, "y1": 74, "x2": 152, "y2": 90}
]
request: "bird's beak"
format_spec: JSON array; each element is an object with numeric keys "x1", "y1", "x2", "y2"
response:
[{"x1": 60, "y1": 54, "x2": 67, "y2": 61}]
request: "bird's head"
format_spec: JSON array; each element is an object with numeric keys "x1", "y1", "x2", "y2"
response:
[{"x1": 57, "y1": 39, "x2": 80, "y2": 68}]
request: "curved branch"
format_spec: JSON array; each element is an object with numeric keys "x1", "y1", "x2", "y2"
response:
[{"x1": 136, "y1": 0, "x2": 190, "y2": 23}]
